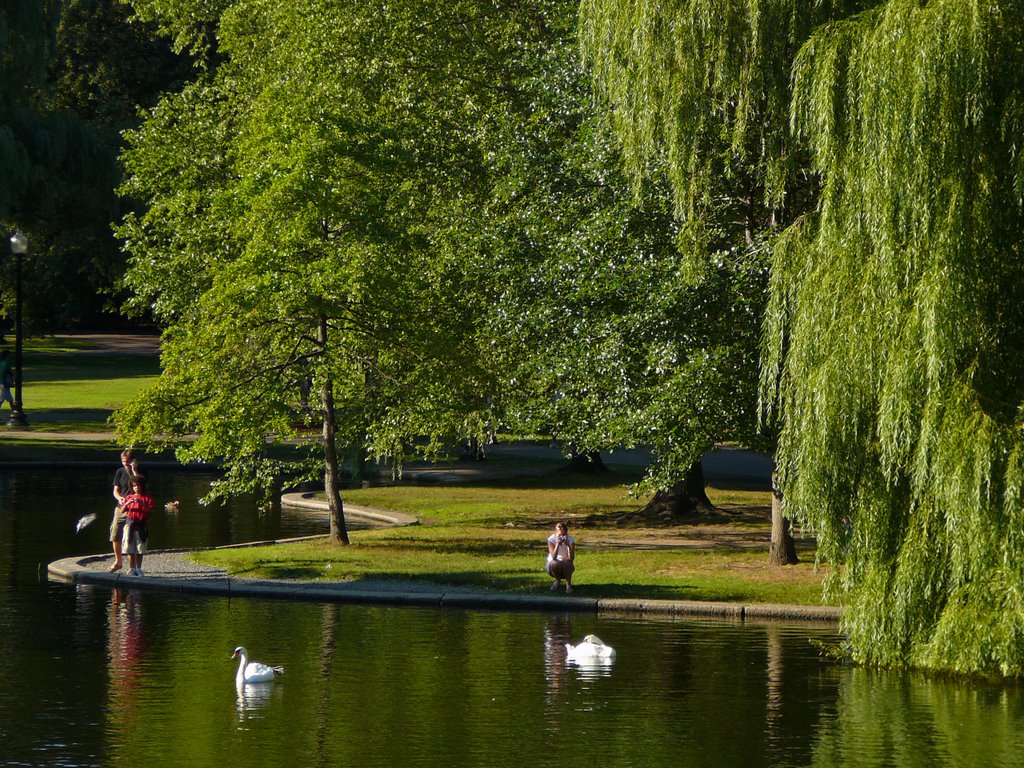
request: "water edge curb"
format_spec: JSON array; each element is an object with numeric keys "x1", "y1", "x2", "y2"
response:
[{"x1": 46, "y1": 551, "x2": 841, "y2": 624}]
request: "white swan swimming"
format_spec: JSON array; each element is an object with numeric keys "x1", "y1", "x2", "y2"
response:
[
  {"x1": 565, "y1": 634, "x2": 616, "y2": 662},
  {"x1": 231, "y1": 646, "x2": 284, "y2": 684}
]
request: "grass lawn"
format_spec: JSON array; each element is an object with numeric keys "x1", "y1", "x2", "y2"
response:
[
  {"x1": 193, "y1": 473, "x2": 830, "y2": 606},
  {"x1": 2, "y1": 335, "x2": 160, "y2": 432}
]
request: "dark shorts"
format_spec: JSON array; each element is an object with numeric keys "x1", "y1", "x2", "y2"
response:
[{"x1": 547, "y1": 559, "x2": 575, "y2": 579}]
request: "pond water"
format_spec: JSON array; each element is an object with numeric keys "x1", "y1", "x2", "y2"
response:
[{"x1": 1, "y1": 468, "x2": 1023, "y2": 767}]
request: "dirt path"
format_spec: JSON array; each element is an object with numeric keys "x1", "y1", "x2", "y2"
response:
[{"x1": 51, "y1": 333, "x2": 160, "y2": 355}]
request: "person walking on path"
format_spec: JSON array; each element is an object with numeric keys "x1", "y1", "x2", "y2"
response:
[
  {"x1": 121, "y1": 475, "x2": 154, "y2": 576},
  {"x1": 108, "y1": 450, "x2": 135, "y2": 572},
  {"x1": 0, "y1": 350, "x2": 14, "y2": 412},
  {"x1": 546, "y1": 521, "x2": 576, "y2": 593}
]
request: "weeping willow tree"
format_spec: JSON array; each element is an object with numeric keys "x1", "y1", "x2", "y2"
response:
[
  {"x1": 579, "y1": 0, "x2": 849, "y2": 221},
  {"x1": 767, "y1": 2, "x2": 1024, "y2": 675},
  {"x1": 582, "y1": 0, "x2": 1024, "y2": 674},
  {"x1": 579, "y1": 0, "x2": 856, "y2": 562}
]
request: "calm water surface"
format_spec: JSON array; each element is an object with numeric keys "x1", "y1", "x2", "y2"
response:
[{"x1": 1, "y1": 468, "x2": 1023, "y2": 767}]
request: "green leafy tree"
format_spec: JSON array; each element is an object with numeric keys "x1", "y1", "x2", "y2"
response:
[
  {"x1": 581, "y1": 0, "x2": 1024, "y2": 674},
  {"x1": 483, "y1": 106, "x2": 763, "y2": 514},
  {"x1": 576, "y1": 0, "x2": 815, "y2": 548},
  {"x1": 764, "y1": 2, "x2": 1024, "y2": 674},
  {"x1": 457, "y1": 0, "x2": 768, "y2": 526},
  {"x1": 116, "y1": 0, "x2": 524, "y2": 542},
  {"x1": 0, "y1": 1, "x2": 190, "y2": 329}
]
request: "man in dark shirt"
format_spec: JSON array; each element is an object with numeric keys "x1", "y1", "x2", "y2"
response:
[{"x1": 107, "y1": 449, "x2": 135, "y2": 572}]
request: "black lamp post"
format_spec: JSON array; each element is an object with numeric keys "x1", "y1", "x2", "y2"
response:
[{"x1": 7, "y1": 231, "x2": 28, "y2": 427}]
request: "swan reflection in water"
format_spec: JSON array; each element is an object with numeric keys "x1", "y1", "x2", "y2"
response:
[
  {"x1": 566, "y1": 653, "x2": 615, "y2": 681},
  {"x1": 235, "y1": 679, "x2": 282, "y2": 723}
]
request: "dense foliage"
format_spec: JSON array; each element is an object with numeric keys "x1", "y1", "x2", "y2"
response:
[
  {"x1": 472, "y1": 0, "x2": 768, "y2": 491},
  {"x1": 0, "y1": 1, "x2": 189, "y2": 329},
  {"x1": 581, "y1": 0, "x2": 1024, "y2": 675},
  {"x1": 116, "y1": 0, "x2": 521, "y2": 540},
  {"x1": 771, "y1": 1, "x2": 1024, "y2": 675},
  {"x1": 116, "y1": 0, "x2": 767, "y2": 547}
]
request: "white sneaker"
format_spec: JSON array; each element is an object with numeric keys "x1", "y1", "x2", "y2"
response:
[{"x1": 135, "y1": 568, "x2": 145, "y2": 577}]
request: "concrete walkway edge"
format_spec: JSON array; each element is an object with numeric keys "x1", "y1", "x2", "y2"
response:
[
  {"x1": 281, "y1": 493, "x2": 420, "y2": 527},
  {"x1": 46, "y1": 549, "x2": 841, "y2": 624}
]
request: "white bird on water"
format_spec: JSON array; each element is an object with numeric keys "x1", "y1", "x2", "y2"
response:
[
  {"x1": 231, "y1": 646, "x2": 284, "y2": 685},
  {"x1": 565, "y1": 634, "x2": 616, "y2": 662}
]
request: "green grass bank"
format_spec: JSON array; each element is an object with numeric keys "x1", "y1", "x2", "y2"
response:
[{"x1": 193, "y1": 472, "x2": 828, "y2": 606}]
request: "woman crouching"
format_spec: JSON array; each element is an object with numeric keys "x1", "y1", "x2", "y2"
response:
[{"x1": 546, "y1": 521, "x2": 576, "y2": 593}]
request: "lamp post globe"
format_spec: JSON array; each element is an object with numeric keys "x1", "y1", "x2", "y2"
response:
[
  {"x1": 7, "y1": 230, "x2": 28, "y2": 428},
  {"x1": 9, "y1": 231, "x2": 26, "y2": 256}
]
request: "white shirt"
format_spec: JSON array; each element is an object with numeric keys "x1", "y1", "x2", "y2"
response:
[{"x1": 547, "y1": 533, "x2": 575, "y2": 562}]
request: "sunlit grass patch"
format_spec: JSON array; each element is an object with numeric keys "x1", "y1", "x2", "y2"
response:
[
  {"x1": 194, "y1": 506, "x2": 828, "y2": 606},
  {"x1": 0, "y1": 339, "x2": 162, "y2": 431},
  {"x1": 344, "y1": 470, "x2": 649, "y2": 527}
]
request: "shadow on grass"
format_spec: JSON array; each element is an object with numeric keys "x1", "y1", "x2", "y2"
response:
[
  {"x1": 448, "y1": 467, "x2": 646, "y2": 491},
  {"x1": 30, "y1": 408, "x2": 114, "y2": 426},
  {"x1": 364, "y1": 537, "x2": 540, "y2": 557},
  {"x1": 25, "y1": 355, "x2": 161, "y2": 383},
  {"x1": 243, "y1": 564, "x2": 326, "y2": 579},
  {"x1": 430, "y1": 573, "x2": 717, "y2": 601},
  {"x1": 222, "y1": 565, "x2": 731, "y2": 602},
  {"x1": 394, "y1": 568, "x2": 547, "y2": 592}
]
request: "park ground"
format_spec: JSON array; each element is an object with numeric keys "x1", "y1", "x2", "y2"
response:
[{"x1": 2, "y1": 332, "x2": 832, "y2": 608}]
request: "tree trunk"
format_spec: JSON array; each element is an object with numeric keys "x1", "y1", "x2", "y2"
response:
[
  {"x1": 768, "y1": 468, "x2": 798, "y2": 565},
  {"x1": 565, "y1": 448, "x2": 608, "y2": 474},
  {"x1": 637, "y1": 460, "x2": 715, "y2": 521},
  {"x1": 319, "y1": 318, "x2": 349, "y2": 545}
]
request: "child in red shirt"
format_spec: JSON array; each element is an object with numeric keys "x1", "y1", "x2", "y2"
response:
[{"x1": 121, "y1": 475, "x2": 155, "y2": 576}]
